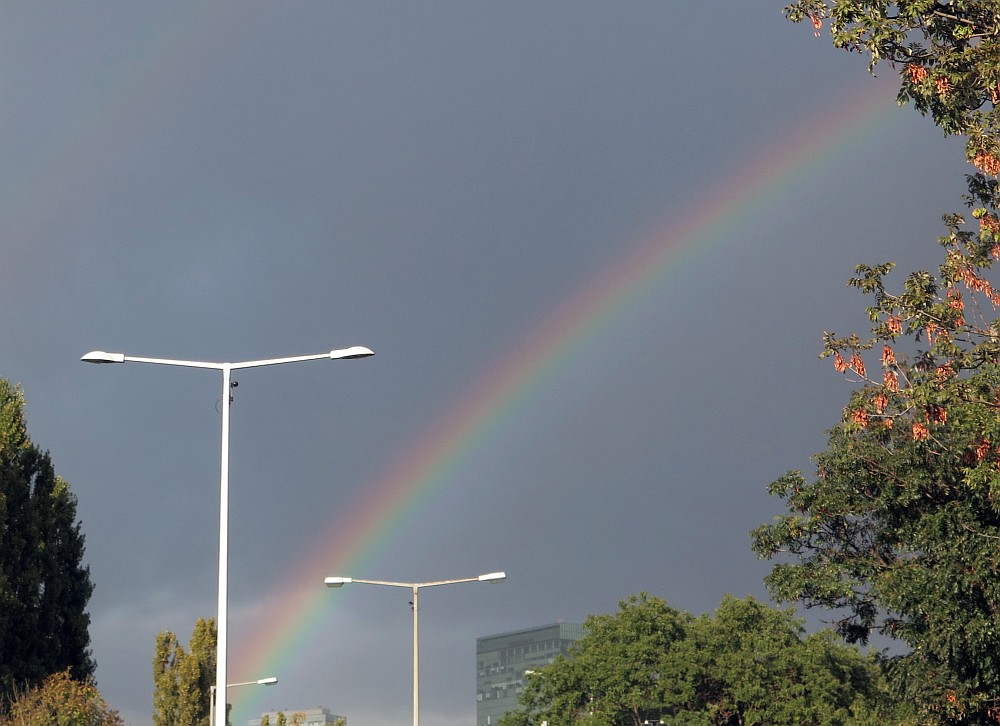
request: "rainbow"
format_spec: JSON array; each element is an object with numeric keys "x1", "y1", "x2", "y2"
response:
[{"x1": 228, "y1": 77, "x2": 901, "y2": 721}]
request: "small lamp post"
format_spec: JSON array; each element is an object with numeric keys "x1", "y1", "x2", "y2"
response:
[
  {"x1": 324, "y1": 572, "x2": 506, "y2": 726},
  {"x1": 210, "y1": 676, "x2": 278, "y2": 726}
]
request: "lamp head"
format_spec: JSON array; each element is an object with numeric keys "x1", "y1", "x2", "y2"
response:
[
  {"x1": 479, "y1": 572, "x2": 506, "y2": 583},
  {"x1": 257, "y1": 677, "x2": 278, "y2": 686},
  {"x1": 330, "y1": 346, "x2": 374, "y2": 360},
  {"x1": 325, "y1": 576, "x2": 353, "y2": 588},
  {"x1": 81, "y1": 351, "x2": 125, "y2": 364}
]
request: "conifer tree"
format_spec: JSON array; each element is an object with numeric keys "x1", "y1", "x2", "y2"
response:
[{"x1": 0, "y1": 380, "x2": 94, "y2": 709}]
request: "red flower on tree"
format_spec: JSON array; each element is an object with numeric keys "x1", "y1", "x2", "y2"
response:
[
  {"x1": 906, "y1": 64, "x2": 928, "y2": 83},
  {"x1": 884, "y1": 370, "x2": 900, "y2": 392},
  {"x1": 976, "y1": 439, "x2": 991, "y2": 462},
  {"x1": 849, "y1": 353, "x2": 866, "y2": 378},
  {"x1": 882, "y1": 345, "x2": 896, "y2": 367}
]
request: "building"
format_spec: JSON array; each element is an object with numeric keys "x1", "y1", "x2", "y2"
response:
[
  {"x1": 476, "y1": 623, "x2": 584, "y2": 726},
  {"x1": 248, "y1": 707, "x2": 345, "y2": 726}
]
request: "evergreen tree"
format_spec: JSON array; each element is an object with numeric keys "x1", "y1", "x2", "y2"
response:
[{"x1": 0, "y1": 380, "x2": 94, "y2": 709}]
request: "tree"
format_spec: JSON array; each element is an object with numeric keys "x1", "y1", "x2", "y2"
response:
[
  {"x1": 0, "y1": 670, "x2": 121, "y2": 726},
  {"x1": 751, "y1": 246, "x2": 1000, "y2": 721},
  {"x1": 501, "y1": 593, "x2": 689, "y2": 726},
  {"x1": 0, "y1": 380, "x2": 95, "y2": 709},
  {"x1": 152, "y1": 618, "x2": 216, "y2": 726},
  {"x1": 501, "y1": 593, "x2": 884, "y2": 726},
  {"x1": 258, "y1": 712, "x2": 298, "y2": 726},
  {"x1": 749, "y1": 3, "x2": 1000, "y2": 722},
  {"x1": 152, "y1": 631, "x2": 180, "y2": 726},
  {"x1": 671, "y1": 596, "x2": 891, "y2": 726},
  {"x1": 785, "y1": 1, "x2": 1000, "y2": 180}
]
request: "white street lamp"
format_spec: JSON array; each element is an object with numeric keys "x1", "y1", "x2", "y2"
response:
[
  {"x1": 324, "y1": 572, "x2": 506, "y2": 726},
  {"x1": 210, "y1": 676, "x2": 279, "y2": 726},
  {"x1": 83, "y1": 346, "x2": 373, "y2": 726}
]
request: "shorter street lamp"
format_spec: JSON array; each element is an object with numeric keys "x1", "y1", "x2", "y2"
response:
[
  {"x1": 324, "y1": 572, "x2": 506, "y2": 726},
  {"x1": 209, "y1": 677, "x2": 278, "y2": 726}
]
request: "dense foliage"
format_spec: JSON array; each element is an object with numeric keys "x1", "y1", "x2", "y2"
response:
[
  {"x1": 751, "y1": 218, "x2": 1000, "y2": 720},
  {"x1": 0, "y1": 380, "x2": 94, "y2": 710},
  {"x1": 752, "y1": 379, "x2": 1000, "y2": 721},
  {"x1": 152, "y1": 618, "x2": 217, "y2": 726},
  {"x1": 499, "y1": 593, "x2": 888, "y2": 726},
  {"x1": 751, "y1": 3, "x2": 1000, "y2": 721},
  {"x1": 0, "y1": 670, "x2": 121, "y2": 726}
]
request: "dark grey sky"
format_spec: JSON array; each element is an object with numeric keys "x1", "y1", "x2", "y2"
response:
[{"x1": 1, "y1": 3, "x2": 970, "y2": 726}]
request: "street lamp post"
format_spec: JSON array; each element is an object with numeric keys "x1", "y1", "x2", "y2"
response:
[
  {"x1": 83, "y1": 346, "x2": 373, "y2": 726},
  {"x1": 210, "y1": 676, "x2": 278, "y2": 726},
  {"x1": 324, "y1": 572, "x2": 505, "y2": 726}
]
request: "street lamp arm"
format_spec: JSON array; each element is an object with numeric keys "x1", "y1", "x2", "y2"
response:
[
  {"x1": 230, "y1": 346, "x2": 374, "y2": 370},
  {"x1": 83, "y1": 346, "x2": 373, "y2": 371},
  {"x1": 325, "y1": 572, "x2": 505, "y2": 590},
  {"x1": 224, "y1": 677, "x2": 278, "y2": 688},
  {"x1": 415, "y1": 572, "x2": 506, "y2": 588},
  {"x1": 82, "y1": 352, "x2": 223, "y2": 369},
  {"x1": 128, "y1": 356, "x2": 224, "y2": 369},
  {"x1": 419, "y1": 577, "x2": 479, "y2": 588},
  {"x1": 326, "y1": 577, "x2": 413, "y2": 589}
]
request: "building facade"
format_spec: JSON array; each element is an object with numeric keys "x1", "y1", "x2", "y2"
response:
[
  {"x1": 476, "y1": 622, "x2": 584, "y2": 726},
  {"x1": 248, "y1": 707, "x2": 345, "y2": 726}
]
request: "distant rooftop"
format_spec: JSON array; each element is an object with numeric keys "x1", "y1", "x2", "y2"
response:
[{"x1": 477, "y1": 622, "x2": 584, "y2": 646}]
